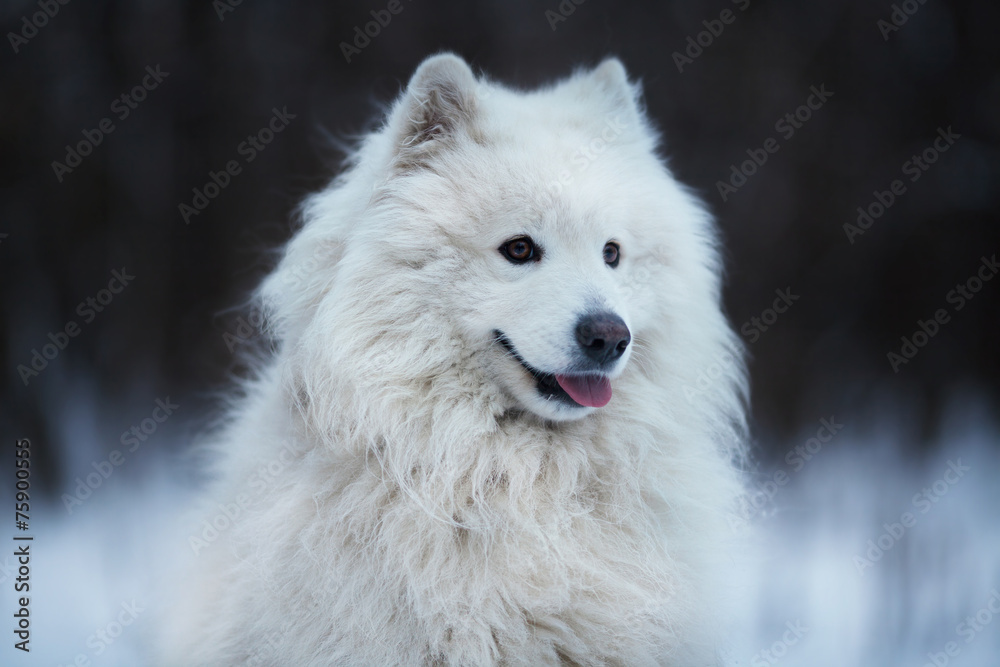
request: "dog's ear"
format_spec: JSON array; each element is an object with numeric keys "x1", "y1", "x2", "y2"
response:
[
  {"x1": 589, "y1": 58, "x2": 633, "y2": 106},
  {"x1": 583, "y1": 57, "x2": 644, "y2": 125},
  {"x1": 393, "y1": 53, "x2": 478, "y2": 159}
]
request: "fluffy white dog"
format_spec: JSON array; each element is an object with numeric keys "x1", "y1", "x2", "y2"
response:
[{"x1": 159, "y1": 54, "x2": 748, "y2": 666}]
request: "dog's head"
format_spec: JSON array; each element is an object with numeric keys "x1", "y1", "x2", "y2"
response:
[{"x1": 263, "y1": 54, "x2": 737, "y2": 427}]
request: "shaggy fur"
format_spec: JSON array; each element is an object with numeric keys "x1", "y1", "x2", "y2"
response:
[{"x1": 158, "y1": 54, "x2": 748, "y2": 666}]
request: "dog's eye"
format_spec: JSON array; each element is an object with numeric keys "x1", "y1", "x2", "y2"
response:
[
  {"x1": 500, "y1": 236, "x2": 538, "y2": 264},
  {"x1": 603, "y1": 242, "x2": 620, "y2": 268}
]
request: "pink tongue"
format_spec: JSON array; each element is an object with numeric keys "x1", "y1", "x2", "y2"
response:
[{"x1": 555, "y1": 375, "x2": 612, "y2": 408}]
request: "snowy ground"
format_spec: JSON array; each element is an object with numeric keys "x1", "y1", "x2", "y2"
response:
[
  {"x1": 3, "y1": 400, "x2": 998, "y2": 667},
  {"x1": 726, "y1": 398, "x2": 1000, "y2": 667}
]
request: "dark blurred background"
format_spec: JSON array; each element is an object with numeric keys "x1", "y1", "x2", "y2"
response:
[{"x1": 2, "y1": 0, "x2": 999, "y2": 494}]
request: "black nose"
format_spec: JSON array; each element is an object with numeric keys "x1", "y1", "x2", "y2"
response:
[{"x1": 575, "y1": 312, "x2": 631, "y2": 365}]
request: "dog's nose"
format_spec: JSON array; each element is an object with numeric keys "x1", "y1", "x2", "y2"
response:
[{"x1": 575, "y1": 312, "x2": 630, "y2": 365}]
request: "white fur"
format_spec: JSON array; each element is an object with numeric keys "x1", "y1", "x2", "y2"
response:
[{"x1": 158, "y1": 54, "x2": 748, "y2": 666}]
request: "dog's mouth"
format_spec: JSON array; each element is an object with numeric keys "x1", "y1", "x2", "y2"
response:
[{"x1": 493, "y1": 331, "x2": 613, "y2": 408}]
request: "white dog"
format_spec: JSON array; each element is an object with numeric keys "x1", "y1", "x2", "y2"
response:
[{"x1": 158, "y1": 53, "x2": 748, "y2": 666}]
